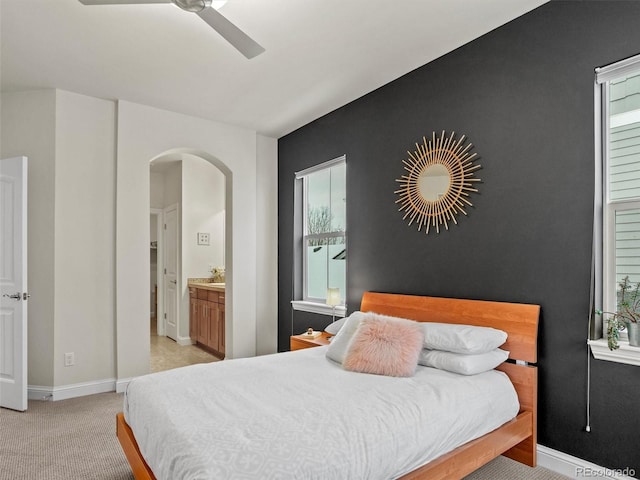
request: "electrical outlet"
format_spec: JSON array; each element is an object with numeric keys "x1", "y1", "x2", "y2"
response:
[
  {"x1": 197, "y1": 232, "x2": 210, "y2": 245},
  {"x1": 64, "y1": 352, "x2": 75, "y2": 367}
]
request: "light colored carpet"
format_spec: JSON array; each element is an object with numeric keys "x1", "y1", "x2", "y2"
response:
[
  {"x1": 0, "y1": 391, "x2": 570, "y2": 480},
  {"x1": 464, "y1": 455, "x2": 570, "y2": 480},
  {"x1": 0, "y1": 393, "x2": 133, "y2": 480},
  {"x1": 0, "y1": 324, "x2": 220, "y2": 479}
]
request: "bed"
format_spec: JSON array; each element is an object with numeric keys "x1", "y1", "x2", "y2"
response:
[{"x1": 116, "y1": 291, "x2": 539, "y2": 480}]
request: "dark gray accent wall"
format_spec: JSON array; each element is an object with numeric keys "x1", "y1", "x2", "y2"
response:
[{"x1": 278, "y1": 1, "x2": 640, "y2": 473}]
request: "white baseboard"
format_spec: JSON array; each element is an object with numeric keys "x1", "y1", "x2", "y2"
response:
[
  {"x1": 538, "y1": 444, "x2": 637, "y2": 480},
  {"x1": 28, "y1": 378, "x2": 116, "y2": 401},
  {"x1": 177, "y1": 335, "x2": 195, "y2": 346},
  {"x1": 28, "y1": 377, "x2": 138, "y2": 399},
  {"x1": 116, "y1": 378, "x2": 132, "y2": 393},
  {"x1": 27, "y1": 385, "x2": 55, "y2": 401}
]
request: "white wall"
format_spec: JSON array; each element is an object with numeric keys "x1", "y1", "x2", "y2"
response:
[
  {"x1": 2, "y1": 89, "x2": 279, "y2": 394},
  {"x1": 181, "y1": 154, "x2": 225, "y2": 340},
  {"x1": 1, "y1": 89, "x2": 116, "y2": 389},
  {"x1": 115, "y1": 100, "x2": 275, "y2": 383},
  {"x1": 150, "y1": 171, "x2": 164, "y2": 209},
  {"x1": 163, "y1": 163, "x2": 181, "y2": 208},
  {"x1": 256, "y1": 135, "x2": 278, "y2": 355},
  {"x1": 53, "y1": 90, "x2": 116, "y2": 386},
  {"x1": 182, "y1": 154, "x2": 225, "y2": 276},
  {"x1": 1, "y1": 90, "x2": 57, "y2": 387}
]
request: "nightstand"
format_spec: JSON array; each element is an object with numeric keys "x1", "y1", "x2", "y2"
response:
[{"x1": 290, "y1": 332, "x2": 331, "y2": 351}]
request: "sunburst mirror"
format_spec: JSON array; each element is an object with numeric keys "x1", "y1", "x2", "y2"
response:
[{"x1": 395, "y1": 131, "x2": 481, "y2": 234}]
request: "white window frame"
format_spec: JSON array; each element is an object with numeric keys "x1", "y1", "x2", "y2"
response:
[
  {"x1": 291, "y1": 156, "x2": 347, "y2": 317},
  {"x1": 589, "y1": 53, "x2": 640, "y2": 366}
]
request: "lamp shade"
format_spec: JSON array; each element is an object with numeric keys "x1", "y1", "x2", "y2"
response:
[{"x1": 326, "y1": 288, "x2": 341, "y2": 307}]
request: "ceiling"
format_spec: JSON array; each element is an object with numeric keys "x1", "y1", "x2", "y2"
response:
[{"x1": 1, "y1": 0, "x2": 548, "y2": 138}]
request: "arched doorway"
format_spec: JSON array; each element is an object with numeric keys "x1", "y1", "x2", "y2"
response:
[
  {"x1": 114, "y1": 104, "x2": 273, "y2": 392},
  {"x1": 148, "y1": 149, "x2": 232, "y2": 370}
]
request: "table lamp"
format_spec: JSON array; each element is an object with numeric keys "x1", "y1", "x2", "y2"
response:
[{"x1": 326, "y1": 287, "x2": 341, "y2": 323}]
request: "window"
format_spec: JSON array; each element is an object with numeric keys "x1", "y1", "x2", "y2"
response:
[
  {"x1": 591, "y1": 54, "x2": 640, "y2": 365},
  {"x1": 292, "y1": 156, "x2": 346, "y2": 315}
]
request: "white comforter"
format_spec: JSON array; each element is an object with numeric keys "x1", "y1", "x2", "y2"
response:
[{"x1": 124, "y1": 346, "x2": 519, "y2": 480}]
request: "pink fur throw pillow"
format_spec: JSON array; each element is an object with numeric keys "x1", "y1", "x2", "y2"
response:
[{"x1": 342, "y1": 314, "x2": 424, "y2": 377}]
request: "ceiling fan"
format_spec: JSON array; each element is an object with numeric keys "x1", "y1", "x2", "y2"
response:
[{"x1": 78, "y1": 0, "x2": 265, "y2": 59}]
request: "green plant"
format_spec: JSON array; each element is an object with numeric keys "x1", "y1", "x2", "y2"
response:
[
  {"x1": 597, "y1": 276, "x2": 640, "y2": 350},
  {"x1": 604, "y1": 316, "x2": 626, "y2": 350}
]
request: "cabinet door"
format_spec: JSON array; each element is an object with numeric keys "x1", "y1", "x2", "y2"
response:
[
  {"x1": 208, "y1": 301, "x2": 220, "y2": 351},
  {"x1": 218, "y1": 304, "x2": 225, "y2": 356},
  {"x1": 189, "y1": 290, "x2": 197, "y2": 340},
  {"x1": 197, "y1": 299, "x2": 209, "y2": 345}
]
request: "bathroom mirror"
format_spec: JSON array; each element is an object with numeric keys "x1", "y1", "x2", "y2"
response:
[{"x1": 395, "y1": 131, "x2": 481, "y2": 234}]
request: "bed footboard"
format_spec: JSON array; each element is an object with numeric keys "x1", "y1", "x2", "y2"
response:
[
  {"x1": 116, "y1": 412, "x2": 156, "y2": 480},
  {"x1": 399, "y1": 410, "x2": 533, "y2": 480}
]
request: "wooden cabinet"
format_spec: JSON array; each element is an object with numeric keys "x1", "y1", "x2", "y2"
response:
[
  {"x1": 218, "y1": 298, "x2": 225, "y2": 354},
  {"x1": 290, "y1": 332, "x2": 331, "y2": 351},
  {"x1": 189, "y1": 287, "x2": 198, "y2": 340},
  {"x1": 197, "y1": 298, "x2": 209, "y2": 345},
  {"x1": 189, "y1": 286, "x2": 225, "y2": 359}
]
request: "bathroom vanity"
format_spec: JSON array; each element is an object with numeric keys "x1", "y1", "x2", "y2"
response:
[{"x1": 188, "y1": 282, "x2": 225, "y2": 359}]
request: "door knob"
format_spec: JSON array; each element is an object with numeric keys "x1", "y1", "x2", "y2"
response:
[
  {"x1": 170, "y1": 280, "x2": 177, "y2": 284},
  {"x1": 23, "y1": 292, "x2": 31, "y2": 300},
  {"x1": 3, "y1": 292, "x2": 21, "y2": 300}
]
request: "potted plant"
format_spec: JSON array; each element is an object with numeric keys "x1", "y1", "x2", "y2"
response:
[
  {"x1": 597, "y1": 276, "x2": 640, "y2": 350},
  {"x1": 210, "y1": 266, "x2": 225, "y2": 283}
]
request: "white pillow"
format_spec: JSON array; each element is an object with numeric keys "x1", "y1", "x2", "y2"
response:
[
  {"x1": 324, "y1": 314, "x2": 350, "y2": 335},
  {"x1": 418, "y1": 348, "x2": 509, "y2": 375},
  {"x1": 421, "y1": 323, "x2": 507, "y2": 354},
  {"x1": 325, "y1": 311, "x2": 366, "y2": 364}
]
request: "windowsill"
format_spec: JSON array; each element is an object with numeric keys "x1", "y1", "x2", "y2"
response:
[
  {"x1": 588, "y1": 338, "x2": 640, "y2": 366},
  {"x1": 291, "y1": 300, "x2": 347, "y2": 318}
]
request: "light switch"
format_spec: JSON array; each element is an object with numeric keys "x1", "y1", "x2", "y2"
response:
[{"x1": 197, "y1": 232, "x2": 210, "y2": 245}]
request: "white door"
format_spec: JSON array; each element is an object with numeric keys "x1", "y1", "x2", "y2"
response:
[
  {"x1": 163, "y1": 204, "x2": 178, "y2": 341},
  {"x1": 0, "y1": 157, "x2": 28, "y2": 411},
  {"x1": 150, "y1": 209, "x2": 164, "y2": 336}
]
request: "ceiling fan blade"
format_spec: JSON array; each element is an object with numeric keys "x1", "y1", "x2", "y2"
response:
[
  {"x1": 197, "y1": 7, "x2": 265, "y2": 59},
  {"x1": 79, "y1": 0, "x2": 172, "y2": 5}
]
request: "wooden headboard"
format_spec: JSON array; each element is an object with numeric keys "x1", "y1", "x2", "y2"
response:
[
  {"x1": 360, "y1": 291, "x2": 540, "y2": 473},
  {"x1": 360, "y1": 291, "x2": 540, "y2": 363}
]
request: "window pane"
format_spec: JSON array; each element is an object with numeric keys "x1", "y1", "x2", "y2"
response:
[
  {"x1": 305, "y1": 235, "x2": 346, "y2": 302},
  {"x1": 615, "y1": 209, "x2": 640, "y2": 286},
  {"x1": 610, "y1": 121, "x2": 640, "y2": 201},
  {"x1": 610, "y1": 75, "x2": 640, "y2": 114},
  {"x1": 330, "y1": 163, "x2": 346, "y2": 233},
  {"x1": 328, "y1": 237, "x2": 346, "y2": 297},
  {"x1": 306, "y1": 238, "x2": 328, "y2": 300},
  {"x1": 301, "y1": 158, "x2": 346, "y2": 302},
  {"x1": 306, "y1": 163, "x2": 346, "y2": 235},
  {"x1": 609, "y1": 74, "x2": 640, "y2": 201},
  {"x1": 306, "y1": 168, "x2": 331, "y2": 234}
]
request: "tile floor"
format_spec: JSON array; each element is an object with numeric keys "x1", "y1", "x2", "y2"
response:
[{"x1": 150, "y1": 316, "x2": 219, "y2": 373}]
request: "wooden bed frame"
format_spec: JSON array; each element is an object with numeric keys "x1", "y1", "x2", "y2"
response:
[{"x1": 116, "y1": 291, "x2": 539, "y2": 480}]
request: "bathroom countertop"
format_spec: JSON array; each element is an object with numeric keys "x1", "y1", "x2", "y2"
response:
[{"x1": 187, "y1": 280, "x2": 225, "y2": 292}]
